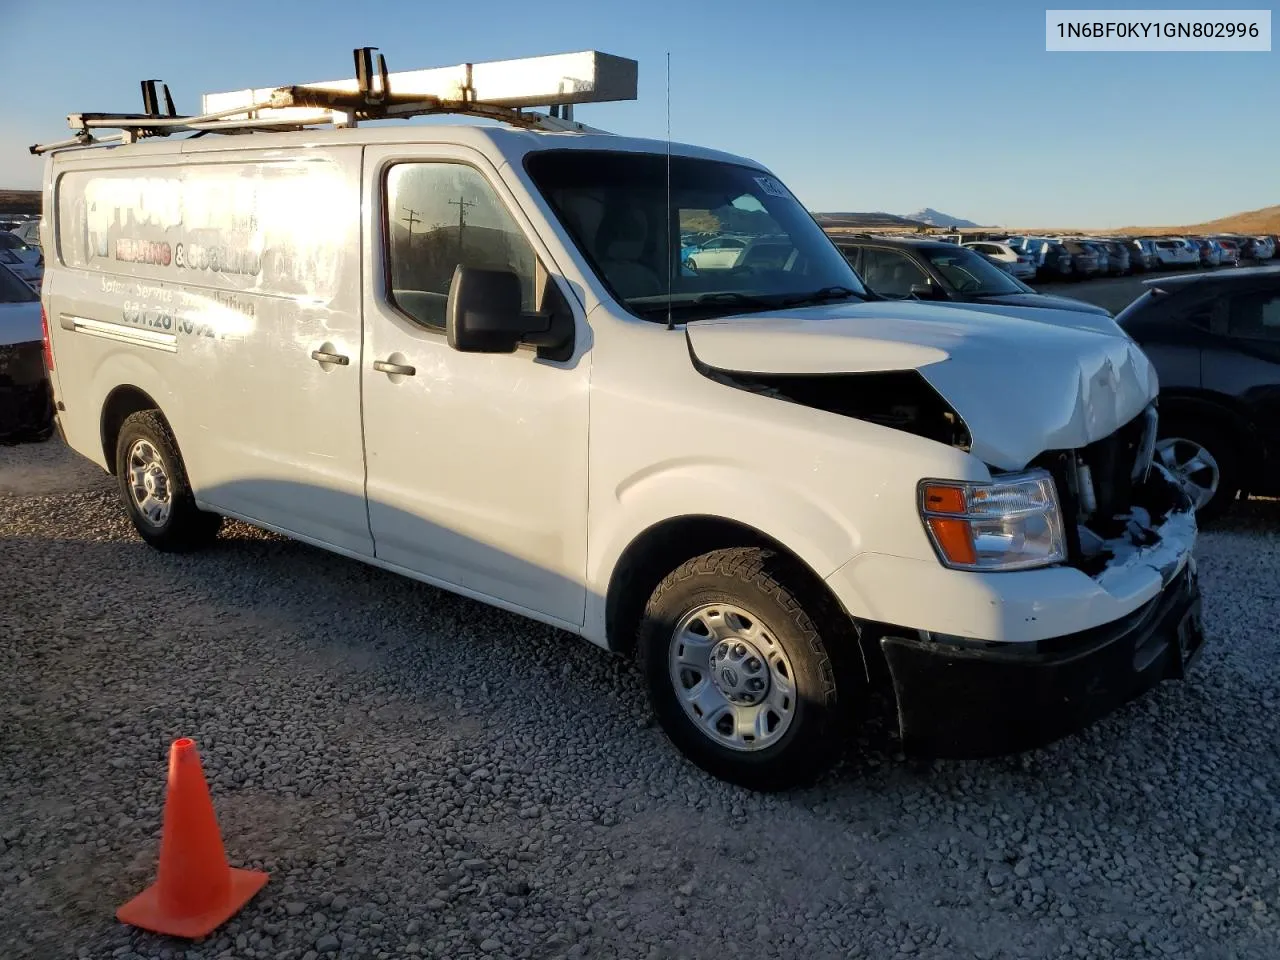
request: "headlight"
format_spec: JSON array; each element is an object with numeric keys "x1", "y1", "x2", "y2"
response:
[{"x1": 918, "y1": 469, "x2": 1066, "y2": 571}]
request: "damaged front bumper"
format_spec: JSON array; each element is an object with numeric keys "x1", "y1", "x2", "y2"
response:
[{"x1": 880, "y1": 492, "x2": 1204, "y2": 759}]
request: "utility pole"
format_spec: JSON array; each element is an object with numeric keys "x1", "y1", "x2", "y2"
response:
[
  {"x1": 400, "y1": 207, "x2": 422, "y2": 248},
  {"x1": 448, "y1": 195, "x2": 475, "y2": 258}
]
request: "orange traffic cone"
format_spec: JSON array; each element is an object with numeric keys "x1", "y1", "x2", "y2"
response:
[{"x1": 116, "y1": 738, "x2": 268, "y2": 938}]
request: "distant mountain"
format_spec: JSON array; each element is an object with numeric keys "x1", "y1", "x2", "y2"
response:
[
  {"x1": 905, "y1": 208, "x2": 980, "y2": 228},
  {"x1": 1117, "y1": 203, "x2": 1280, "y2": 236},
  {"x1": 812, "y1": 211, "x2": 929, "y2": 230}
]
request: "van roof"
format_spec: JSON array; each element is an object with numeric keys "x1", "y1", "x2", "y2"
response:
[{"x1": 46, "y1": 123, "x2": 761, "y2": 171}]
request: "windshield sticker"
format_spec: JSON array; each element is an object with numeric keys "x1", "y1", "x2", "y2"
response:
[{"x1": 753, "y1": 176, "x2": 791, "y2": 199}]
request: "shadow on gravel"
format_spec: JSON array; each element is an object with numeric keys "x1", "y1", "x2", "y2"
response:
[{"x1": 1208, "y1": 496, "x2": 1280, "y2": 536}]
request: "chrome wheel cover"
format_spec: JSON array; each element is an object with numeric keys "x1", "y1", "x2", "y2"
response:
[
  {"x1": 126, "y1": 438, "x2": 173, "y2": 527},
  {"x1": 668, "y1": 602, "x2": 797, "y2": 752}
]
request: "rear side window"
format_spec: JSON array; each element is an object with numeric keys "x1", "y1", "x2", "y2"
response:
[
  {"x1": 383, "y1": 162, "x2": 536, "y2": 329},
  {"x1": 55, "y1": 161, "x2": 351, "y2": 302},
  {"x1": 859, "y1": 248, "x2": 930, "y2": 297},
  {"x1": 1227, "y1": 288, "x2": 1280, "y2": 341}
]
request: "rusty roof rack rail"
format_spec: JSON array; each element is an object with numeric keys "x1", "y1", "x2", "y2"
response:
[{"x1": 32, "y1": 47, "x2": 638, "y2": 155}]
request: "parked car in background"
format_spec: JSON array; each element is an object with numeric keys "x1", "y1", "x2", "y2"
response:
[
  {"x1": 1215, "y1": 238, "x2": 1241, "y2": 266},
  {"x1": 0, "y1": 261, "x2": 54, "y2": 443},
  {"x1": 1060, "y1": 239, "x2": 1100, "y2": 277},
  {"x1": 1192, "y1": 238, "x2": 1221, "y2": 267},
  {"x1": 9, "y1": 220, "x2": 41, "y2": 248},
  {"x1": 1129, "y1": 239, "x2": 1155, "y2": 272},
  {"x1": 1080, "y1": 241, "x2": 1111, "y2": 275},
  {"x1": 1116, "y1": 265, "x2": 1280, "y2": 519},
  {"x1": 962, "y1": 241, "x2": 1036, "y2": 281},
  {"x1": 1099, "y1": 240, "x2": 1130, "y2": 275},
  {"x1": 0, "y1": 248, "x2": 41, "y2": 290},
  {"x1": 835, "y1": 236, "x2": 1110, "y2": 316},
  {"x1": 1152, "y1": 238, "x2": 1197, "y2": 268},
  {"x1": 1007, "y1": 237, "x2": 1063, "y2": 278},
  {"x1": 1038, "y1": 240, "x2": 1074, "y2": 280},
  {"x1": 683, "y1": 235, "x2": 749, "y2": 271},
  {"x1": 1253, "y1": 237, "x2": 1276, "y2": 260},
  {"x1": 0, "y1": 231, "x2": 42, "y2": 266}
]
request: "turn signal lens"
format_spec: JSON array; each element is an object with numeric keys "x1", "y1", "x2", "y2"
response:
[
  {"x1": 925, "y1": 517, "x2": 978, "y2": 567},
  {"x1": 918, "y1": 470, "x2": 1066, "y2": 572}
]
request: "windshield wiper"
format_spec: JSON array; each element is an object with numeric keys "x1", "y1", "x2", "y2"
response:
[
  {"x1": 778, "y1": 285, "x2": 864, "y2": 307},
  {"x1": 693, "y1": 291, "x2": 780, "y2": 309}
]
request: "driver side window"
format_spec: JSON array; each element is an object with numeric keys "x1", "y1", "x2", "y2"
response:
[
  {"x1": 859, "y1": 248, "x2": 929, "y2": 298},
  {"x1": 385, "y1": 162, "x2": 536, "y2": 329}
]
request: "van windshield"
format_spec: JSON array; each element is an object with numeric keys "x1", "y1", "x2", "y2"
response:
[{"x1": 524, "y1": 151, "x2": 867, "y2": 322}]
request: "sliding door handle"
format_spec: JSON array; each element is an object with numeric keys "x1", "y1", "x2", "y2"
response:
[{"x1": 373, "y1": 359, "x2": 416, "y2": 377}]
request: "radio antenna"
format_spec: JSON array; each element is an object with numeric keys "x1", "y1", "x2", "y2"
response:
[{"x1": 665, "y1": 51, "x2": 675, "y2": 331}]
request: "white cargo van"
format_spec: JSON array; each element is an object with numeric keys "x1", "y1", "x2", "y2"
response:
[{"x1": 35, "y1": 50, "x2": 1204, "y2": 788}]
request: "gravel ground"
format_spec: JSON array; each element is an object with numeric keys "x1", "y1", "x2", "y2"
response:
[{"x1": 2, "y1": 438, "x2": 1279, "y2": 960}]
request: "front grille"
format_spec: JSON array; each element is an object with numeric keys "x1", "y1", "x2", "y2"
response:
[
  {"x1": 1029, "y1": 404, "x2": 1159, "y2": 566},
  {"x1": 1079, "y1": 409, "x2": 1151, "y2": 520}
]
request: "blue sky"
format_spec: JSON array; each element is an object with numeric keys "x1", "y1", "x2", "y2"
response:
[{"x1": 1, "y1": 0, "x2": 1274, "y2": 227}]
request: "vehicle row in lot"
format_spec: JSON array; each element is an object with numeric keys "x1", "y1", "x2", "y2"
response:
[
  {"x1": 0, "y1": 228, "x2": 43, "y2": 291},
  {"x1": 687, "y1": 228, "x2": 1278, "y2": 285},
  {"x1": 830, "y1": 235, "x2": 1110, "y2": 317},
  {"x1": 997, "y1": 233, "x2": 1276, "y2": 281}
]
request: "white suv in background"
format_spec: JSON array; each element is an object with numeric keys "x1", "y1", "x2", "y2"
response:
[{"x1": 963, "y1": 241, "x2": 1037, "y2": 281}]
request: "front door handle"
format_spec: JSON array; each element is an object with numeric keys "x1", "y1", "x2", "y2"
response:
[
  {"x1": 311, "y1": 349, "x2": 350, "y2": 366},
  {"x1": 373, "y1": 359, "x2": 416, "y2": 377}
]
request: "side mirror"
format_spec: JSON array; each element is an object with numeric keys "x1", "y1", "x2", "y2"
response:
[
  {"x1": 446, "y1": 265, "x2": 550, "y2": 354},
  {"x1": 909, "y1": 281, "x2": 939, "y2": 300}
]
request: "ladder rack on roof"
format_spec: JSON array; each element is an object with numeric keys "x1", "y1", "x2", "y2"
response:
[{"x1": 30, "y1": 47, "x2": 638, "y2": 155}]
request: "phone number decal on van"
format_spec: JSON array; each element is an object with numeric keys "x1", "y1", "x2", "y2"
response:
[
  {"x1": 122, "y1": 301, "x2": 173, "y2": 331},
  {"x1": 119, "y1": 295, "x2": 254, "y2": 341}
]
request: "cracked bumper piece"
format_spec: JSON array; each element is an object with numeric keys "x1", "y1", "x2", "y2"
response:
[{"x1": 882, "y1": 561, "x2": 1203, "y2": 759}]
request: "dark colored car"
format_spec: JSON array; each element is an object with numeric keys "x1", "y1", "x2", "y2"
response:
[
  {"x1": 0, "y1": 262, "x2": 54, "y2": 443},
  {"x1": 833, "y1": 236, "x2": 1111, "y2": 316},
  {"x1": 1116, "y1": 265, "x2": 1280, "y2": 519},
  {"x1": 1033, "y1": 240, "x2": 1074, "y2": 280},
  {"x1": 1060, "y1": 239, "x2": 1100, "y2": 277},
  {"x1": 1100, "y1": 240, "x2": 1131, "y2": 275},
  {"x1": 1128, "y1": 238, "x2": 1155, "y2": 272}
]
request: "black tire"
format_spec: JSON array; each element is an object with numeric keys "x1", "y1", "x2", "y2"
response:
[
  {"x1": 637, "y1": 547, "x2": 853, "y2": 790},
  {"x1": 1157, "y1": 414, "x2": 1242, "y2": 524},
  {"x1": 115, "y1": 410, "x2": 222, "y2": 551}
]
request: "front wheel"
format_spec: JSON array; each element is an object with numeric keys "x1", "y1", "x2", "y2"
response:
[
  {"x1": 637, "y1": 547, "x2": 852, "y2": 790},
  {"x1": 115, "y1": 410, "x2": 223, "y2": 551}
]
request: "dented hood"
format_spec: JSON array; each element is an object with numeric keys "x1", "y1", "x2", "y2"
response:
[{"x1": 686, "y1": 301, "x2": 1159, "y2": 470}]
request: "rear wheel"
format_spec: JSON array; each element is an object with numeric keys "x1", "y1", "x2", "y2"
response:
[
  {"x1": 1155, "y1": 416, "x2": 1241, "y2": 522},
  {"x1": 115, "y1": 411, "x2": 222, "y2": 551},
  {"x1": 638, "y1": 547, "x2": 852, "y2": 790}
]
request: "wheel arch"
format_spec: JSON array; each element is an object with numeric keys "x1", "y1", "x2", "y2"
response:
[
  {"x1": 1157, "y1": 389, "x2": 1263, "y2": 488},
  {"x1": 603, "y1": 514, "x2": 862, "y2": 668},
  {"x1": 100, "y1": 385, "x2": 166, "y2": 474}
]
